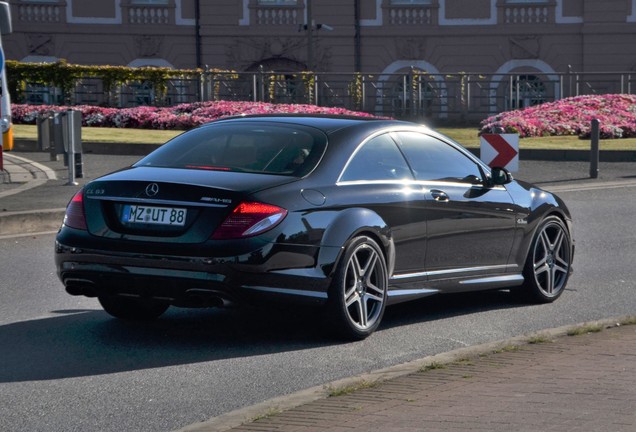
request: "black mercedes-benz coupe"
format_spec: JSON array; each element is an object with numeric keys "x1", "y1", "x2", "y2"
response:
[{"x1": 55, "y1": 115, "x2": 574, "y2": 339}]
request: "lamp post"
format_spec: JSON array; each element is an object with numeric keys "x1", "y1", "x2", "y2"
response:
[
  {"x1": 306, "y1": 0, "x2": 313, "y2": 70},
  {"x1": 195, "y1": 0, "x2": 201, "y2": 68},
  {"x1": 304, "y1": 0, "x2": 332, "y2": 71}
]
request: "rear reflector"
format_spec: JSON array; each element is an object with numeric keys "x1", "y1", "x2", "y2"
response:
[
  {"x1": 64, "y1": 189, "x2": 87, "y2": 230},
  {"x1": 211, "y1": 202, "x2": 287, "y2": 240}
]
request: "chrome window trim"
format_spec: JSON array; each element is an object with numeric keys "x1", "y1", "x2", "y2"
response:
[
  {"x1": 336, "y1": 179, "x2": 506, "y2": 191},
  {"x1": 335, "y1": 125, "x2": 504, "y2": 189}
]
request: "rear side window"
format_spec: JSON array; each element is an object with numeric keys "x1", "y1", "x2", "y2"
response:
[
  {"x1": 340, "y1": 134, "x2": 413, "y2": 182},
  {"x1": 136, "y1": 123, "x2": 327, "y2": 177}
]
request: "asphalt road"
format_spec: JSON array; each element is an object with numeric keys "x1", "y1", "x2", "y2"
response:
[{"x1": 1, "y1": 175, "x2": 635, "y2": 431}]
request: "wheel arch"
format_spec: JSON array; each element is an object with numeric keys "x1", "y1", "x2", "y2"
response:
[
  {"x1": 515, "y1": 207, "x2": 574, "y2": 275},
  {"x1": 317, "y1": 207, "x2": 395, "y2": 279},
  {"x1": 513, "y1": 184, "x2": 573, "y2": 267},
  {"x1": 541, "y1": 208, "x2": 575, "y2": 263}
]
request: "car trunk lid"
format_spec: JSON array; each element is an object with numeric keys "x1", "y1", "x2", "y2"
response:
[{"x1": 81, "y1": 167, "x2": 295, "y2": 242}]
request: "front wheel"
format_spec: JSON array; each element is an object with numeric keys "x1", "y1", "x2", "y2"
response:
[
  {"x1": 326, "y1": 236, "x2": 388, "y2": 340},
  {"x1": 520, "y1": 216, "x2": 572, "y2": 303},
  {"x1": 98, "y1": 295, "x2": 169, "y2": 321}
]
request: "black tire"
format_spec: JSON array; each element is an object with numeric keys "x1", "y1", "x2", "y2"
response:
[
  {"x1": 98, "y1": 295, "x2": 169, "y2": 321},
  {"x1": 326, "y1": 236, "x2": 388, "y2": 340},
  {"x1": 520, "y1": 216, "x2": 572, "y2": 303}
]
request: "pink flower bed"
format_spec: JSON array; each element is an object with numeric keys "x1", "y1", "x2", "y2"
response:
[
  {"x1": 11, "y1": 101, "x2": 376, "y2": 130},
  {"x1": 479, "y1": 94, "x2": 636, "y2": 139}
]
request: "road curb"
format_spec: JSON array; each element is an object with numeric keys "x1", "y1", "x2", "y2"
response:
[
  {"x1": 175, "y1": 316, "x2": 634, "y2": 432},
  {"x1": 0, "y1": 208, "x2": 65, "y2": 236}
]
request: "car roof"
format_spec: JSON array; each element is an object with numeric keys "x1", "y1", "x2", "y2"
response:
[{"x1": 205, "y1": 114, "x2": 413, "y2": 135}]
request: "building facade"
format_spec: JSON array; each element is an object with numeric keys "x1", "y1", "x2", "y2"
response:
[{"x1": 4, "y1": 0, "x2": 636, "y2": 120}]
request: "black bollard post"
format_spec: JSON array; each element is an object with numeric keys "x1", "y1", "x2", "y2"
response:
[{"x1": 590, "y1": 119, "x2": 599, "y2": 179}]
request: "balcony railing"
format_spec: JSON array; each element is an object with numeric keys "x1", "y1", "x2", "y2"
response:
[
  {"x1": 126, "y1": 5, "x2": 172, "y2": 25},
  {"x1": 502, "y1": 3, "x2": 552, "y2": 24},
  {"x1": 387, "y1": 5, "x2": 435, "y2": 25},
  {"x1": 252, "y1": 5, "x2": 302, "y2": 25},
  {"x1": 17, "y1": 1, "x2": 62, "y2": 23}
]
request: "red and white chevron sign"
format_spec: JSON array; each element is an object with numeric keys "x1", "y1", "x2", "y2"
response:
[{"x1": 480, "y1": 133, "x2": 519, "y2": 172}]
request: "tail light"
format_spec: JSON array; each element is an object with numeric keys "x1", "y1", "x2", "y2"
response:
[
  {"x1": 211, "y1": 202, "x2": 287, "y2": 240},
  {"x1": 64, "y1": 189, "x2": 87, "y2": 230}
]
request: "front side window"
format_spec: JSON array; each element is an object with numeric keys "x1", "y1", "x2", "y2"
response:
[
  {"x1": 395, "y1": 132, "x2": 483, "y2": 183},
  {"x1": 340, "y1": 134, "x2": 412, "y2": 182}
]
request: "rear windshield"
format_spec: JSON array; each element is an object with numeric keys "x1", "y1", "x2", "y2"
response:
[{"x1": 135, "y1": 122, "x2": 327, "y2": 177}]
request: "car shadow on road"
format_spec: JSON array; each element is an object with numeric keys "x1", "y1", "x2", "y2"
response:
[{"x1": 0, "y1": 290, "x2": 527, "y2": 383}]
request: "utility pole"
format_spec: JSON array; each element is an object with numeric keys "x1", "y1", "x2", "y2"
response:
[
  {"x1": 306, "y1": 0, "x2": 313, "y2": 70},
  {"x1": 354, "y1": 0, "x2": 361, "y2": 72},
  {"x1": 195, "y1": 0, "x2": 201, "y2": 68}
]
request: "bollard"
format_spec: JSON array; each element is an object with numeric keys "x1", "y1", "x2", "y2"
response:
[
  {"x1": 52, "y1": 112, "x2": 64, "y2": 161},
  {"x1": 37, "y1": 115, "x2": 47, "y2": 151},
  {"x1": 65, "y1": 110, "x2": 79, "y2": 186},
  {"x1": 590, "y1": 119, "x2": 599, "y2": 179}
]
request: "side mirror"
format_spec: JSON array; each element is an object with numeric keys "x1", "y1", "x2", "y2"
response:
[
  {"x1": 0, "y1": 2, "x2": 12, "y2": 35},
  {"x1": 490, "y1": 167, "x2": 513, "y2": 186}
]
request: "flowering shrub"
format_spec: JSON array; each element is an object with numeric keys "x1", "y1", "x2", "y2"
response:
[
  {"x1": 479, "y1": 94, "x2": 636, "y2": 139},
  {"x1": 11, "y1": 101, "x2": 376, "y2": 130}
]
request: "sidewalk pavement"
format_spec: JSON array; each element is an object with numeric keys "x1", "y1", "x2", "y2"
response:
[
  {"x1": 180, "y1": 318, "x2": 636, "y2": 432},
  {"x1": 2, "y1": 149, "x2": 636, "y2": 431}
]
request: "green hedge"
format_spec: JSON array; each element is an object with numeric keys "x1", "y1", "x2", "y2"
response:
[{"x1": 5, "y1": 60, "x2": 222, "y2": 105}]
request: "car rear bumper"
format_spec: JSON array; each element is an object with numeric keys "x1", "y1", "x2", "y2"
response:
[{"x1": 55, "y1": 238, "x2": 334, "y2": 308}]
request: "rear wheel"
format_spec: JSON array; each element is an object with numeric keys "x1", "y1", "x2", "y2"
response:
[
  {"x1": 326, "y1": 236, "x2": 388, "y2": 340},
  {"x1": 520, "y1": 216, "x2": 572, "y2": 303},
  {"x1": 98, "y1": 295, "x2": 169, "y2": 321}
]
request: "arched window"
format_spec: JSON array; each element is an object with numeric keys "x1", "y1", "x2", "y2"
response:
[
  {"x1": 505, "y1": 74, "x2": 546, "y2": 110},
  {"x1": 388, "y1": 69, "x2": 440, "y2": 119}
]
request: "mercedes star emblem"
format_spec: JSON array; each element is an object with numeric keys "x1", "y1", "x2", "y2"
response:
[{"x1": 145, "y1": 183, "x2": 160, "y2": 197}]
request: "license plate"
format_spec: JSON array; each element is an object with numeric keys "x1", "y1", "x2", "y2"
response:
[{"x1": 122, "y1": 205, "x2": 187, "y2": 226}]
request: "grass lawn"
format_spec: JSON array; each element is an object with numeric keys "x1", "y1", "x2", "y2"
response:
[
  {"x1": 13, "y1": 124, "x2": 183, "y2": 145},
  {"x1": 13, "y1": 124, "x2": 636, "y2": 150}
]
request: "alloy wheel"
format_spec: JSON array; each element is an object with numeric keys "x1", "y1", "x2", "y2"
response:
[
  {"x1": 342, "y1": 242, "x2": 387, "y2": 331},
  {"x1": 532, "y1": 221, "x2": 571, "y2": 298}
]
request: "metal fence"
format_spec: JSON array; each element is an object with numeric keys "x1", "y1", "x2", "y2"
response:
[{"x1": 21, "y1": 70, "x2": 636, "y2": 123}]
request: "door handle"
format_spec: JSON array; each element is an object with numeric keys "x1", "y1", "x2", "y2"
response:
[{"x1": 431, "y1": 189, "x2": 449, "y2": 202}]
